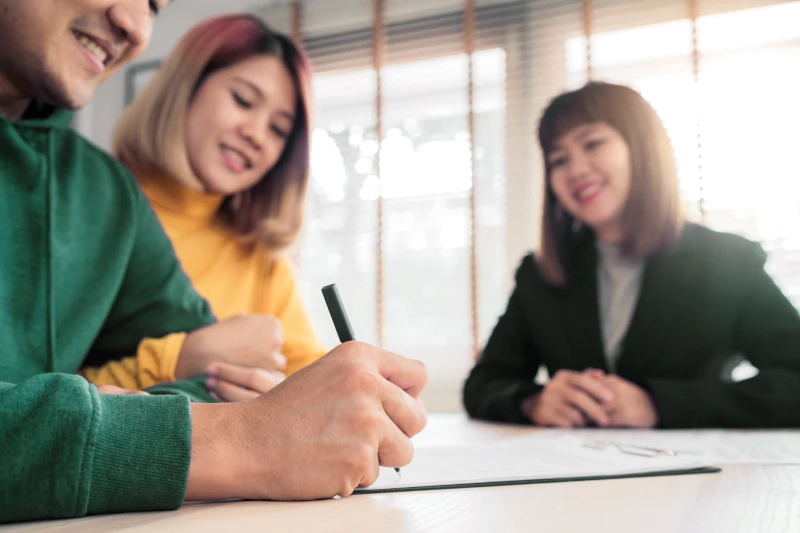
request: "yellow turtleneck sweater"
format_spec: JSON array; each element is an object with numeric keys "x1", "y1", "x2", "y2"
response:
[{"x1": 80, "y1": 172, "x2": 326, "y2": 389}]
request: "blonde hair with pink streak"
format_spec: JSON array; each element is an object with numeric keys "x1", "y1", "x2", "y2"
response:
[{"x1": 114, "y1": 14, "x2": 313, "y2": 251}]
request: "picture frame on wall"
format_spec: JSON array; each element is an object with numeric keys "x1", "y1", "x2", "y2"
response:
[{"x1": 124, "y1": 60, "x2": 162, "y2": 106}]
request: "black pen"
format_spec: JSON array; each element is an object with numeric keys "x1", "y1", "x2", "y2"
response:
[{"x1": 322, "y1": 284, "x2": 401, "y2": 475}]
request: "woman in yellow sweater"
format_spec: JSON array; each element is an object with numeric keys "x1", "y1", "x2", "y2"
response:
[{"x1": 82, "y1": 15, "x2": 326, "y2": 401}]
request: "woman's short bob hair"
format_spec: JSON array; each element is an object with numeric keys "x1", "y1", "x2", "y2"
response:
[{"x1": 536, "y1": 81, "x2": 684, "y2": 285}]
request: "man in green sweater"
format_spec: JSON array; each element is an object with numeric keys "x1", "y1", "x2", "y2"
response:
[{"x1": 0, "y1": 0, "x2": 427, "y2": 524}]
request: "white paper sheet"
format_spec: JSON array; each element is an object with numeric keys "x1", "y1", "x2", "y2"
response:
[
  {"x1": 538, "y1": 429, "x2": 800, "y2": 465},
  {"x1": 355, "y1": 434, "x2": 711, "y2": 494}
]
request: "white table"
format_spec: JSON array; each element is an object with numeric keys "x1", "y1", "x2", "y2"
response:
[{"x1": 5, "y1": 414, "x2": 799, "y2": 533}]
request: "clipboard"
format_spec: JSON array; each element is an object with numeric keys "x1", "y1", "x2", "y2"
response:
[
  {"x1": 354, "y1": 435, "x2": 719, "y2": 495},
  {"x1": 355, "y1": 466, "x2": 720, "y2": 494}
]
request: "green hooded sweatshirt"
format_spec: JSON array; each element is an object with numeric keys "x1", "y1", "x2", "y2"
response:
[{"x1": 0, "y1": 102, "x2": 216, "y2": 523}]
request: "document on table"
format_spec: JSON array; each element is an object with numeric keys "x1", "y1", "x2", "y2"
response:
[
  {"x1": 354, "y1": 434, "x2": 715, "y2": 494},
  {"x1": 544, "y1": 429, "x2": 800, "y2": 465}
]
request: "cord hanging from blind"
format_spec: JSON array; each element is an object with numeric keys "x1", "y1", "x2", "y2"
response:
[
  {"x1": 372, "y1": 0, "x2": 386, "y2": 347},
  {"x1": 290, "y1": 0, "x2": 304, "y2": 271},
  {"x1": 464, "y1": 0, "x2": 480, "y2": 358},
  {"x1": 688, "y1": 0, "x2": 705, "y2": 220},
  {"x1": 582, "y1": 0, "x2": 594, "y2": 81},
  {"x1": 291, "y1": 0, "x2": 302, "y2": 50}
]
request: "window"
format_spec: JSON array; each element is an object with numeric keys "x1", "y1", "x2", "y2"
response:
[
  {"x1": 298, "y1": 49, "x2": 508, "y2": 406},
  {"x1": 250, "y1": 1, "x2": 526, "y2": 410},
  {"x1": 566, "y1": 0, "x2": 800, "y2": 307},
  {"x1": 259, "y1": 0, "x2": 799, "y2": 408}
]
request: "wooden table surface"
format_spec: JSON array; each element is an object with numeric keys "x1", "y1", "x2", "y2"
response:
[{"x1": 5, "y1": 415, "x2": 799, "y2": 533}]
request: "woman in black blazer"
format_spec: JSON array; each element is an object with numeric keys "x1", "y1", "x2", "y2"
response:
[{"x1": 463, "y1": 81, "x2": 800, "y2": 429}]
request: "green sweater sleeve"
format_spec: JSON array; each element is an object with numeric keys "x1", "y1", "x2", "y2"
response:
[
  {"x1": 84, "y1": 183, "x2": 216, "y2": 366},
  {"x1": 0, "y1": 373, "x2": 191, "y2": 523},
  {"x1": 463, "y1": 256, "x2": 543, "y2": 423}
]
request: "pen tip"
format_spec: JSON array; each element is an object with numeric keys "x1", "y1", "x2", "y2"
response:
[{"x1": 395, "y1": 468, "x2": 401, "y2": 474}]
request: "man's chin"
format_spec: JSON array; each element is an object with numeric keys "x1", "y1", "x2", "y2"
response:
[
  {"x1": 36, "y1": 71, "x2": 103, "y2": 110},
  {"x1": 45, "y1": 84, "x2": 96, "y2": 111}
]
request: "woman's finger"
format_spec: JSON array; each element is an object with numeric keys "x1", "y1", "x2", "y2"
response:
[
  {"x1": 544, "y1": 408, "x2": 577, "y2": 428},
  {"x1": 271, "y1": 352, "x2": 288, "y2": 371},
  {"x1": 553, "y1": 404, "x2": 586, "y2": 427},
  {"x1": 95, "y1": 384, "x2": 148, "y2": 396},
  {"x1": 207, "y1": 378, "x2": 261, "y2": 402},
  {"x1": 564, "y1": 389, "x2": 610, "y2": 427},
  {"x1": 566, "y1": 372, "x2": 615, "y2": 405},
  {"x1": 208, "y1": 363, "x2": 285, "y2": 393}
]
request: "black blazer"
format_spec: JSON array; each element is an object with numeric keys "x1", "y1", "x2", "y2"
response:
[{"x1": 463, "y1": 224, "x2": 800, "y2": 428}]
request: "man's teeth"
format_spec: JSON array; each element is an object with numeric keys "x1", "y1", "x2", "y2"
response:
[
  {"x1": 223, "y1": 147, "x2": 249, "y2": 169},
  {"x1": 76, "y1": 33, "x2": 108, "y2": 64}
]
